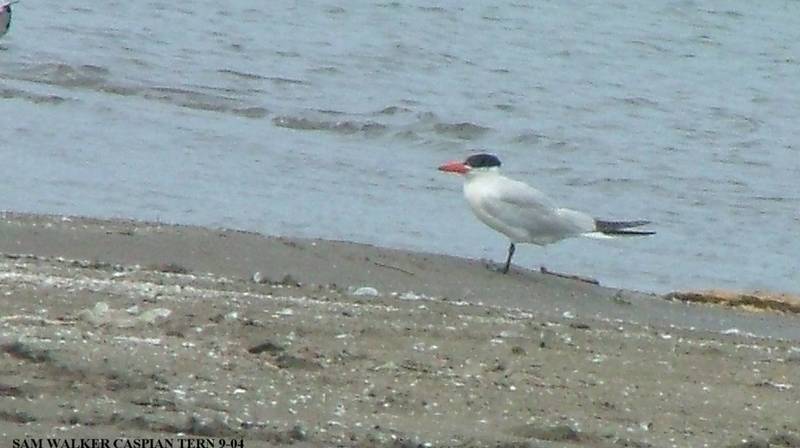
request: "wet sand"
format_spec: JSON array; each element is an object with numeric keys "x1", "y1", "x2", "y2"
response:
[{"x1": 1, "y1": 212, "x2": 798, "y2": 447}]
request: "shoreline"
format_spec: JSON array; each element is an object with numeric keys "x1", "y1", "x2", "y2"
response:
[{"x1": 1, "y1": 212, "x2": 799, "y2": 447}]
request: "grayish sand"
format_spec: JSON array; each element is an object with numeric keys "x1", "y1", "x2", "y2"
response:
[{"x1": 1, "y1": 213, "x2": 799, "y2": 447}]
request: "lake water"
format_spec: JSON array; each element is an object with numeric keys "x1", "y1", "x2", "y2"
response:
[{"x1": 1, "y1": 0, "x2": 798, "y2": 294}]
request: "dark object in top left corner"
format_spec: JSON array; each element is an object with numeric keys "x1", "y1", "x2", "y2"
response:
[{"x1": 1, "y1": 3, "x2": 12, "y2": 38}]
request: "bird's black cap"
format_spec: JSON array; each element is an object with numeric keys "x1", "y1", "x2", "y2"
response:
[{"x1": 465, "y1": 153, "x2": 501, "y2": 168}]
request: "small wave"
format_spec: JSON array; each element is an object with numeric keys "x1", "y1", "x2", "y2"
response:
[
  {"x1": 629, "y1": 40, "x2": 670, "y2": 54},
  {"x1": 12, "y1": 62, "x2": 267, "y2": 118},
  {"x1": 701, "y1": 8, "x2": 744, "y2": 18},
  {"x1": 313, "y1": 108, "x2": 347, "y2": 116},
  {"x1": 545, "y1": 140, "x2": 577, "y2": 151},
  {"x1": 23, "y1": 63, "x2": 109, "y2": 88},
  {"x1": 752, "y1": 195, "x2": 793, "y2": 203},
  {"x1": 400, "y1": 98, "x2": 421, "y2": 106},
  {"x1": 272, "y1": 116, "x2": 387, "y2": 135},
  {"x1": 731, "y1": 140, "x2": 761, "y2": 149},
  {"x1": 582, "y1": 177, "x2": 638, "y2": 186},
  {"x1": 418, "y1": 6, "x2": 447, "y2": 13},
  {"x1": 98, "y1": 85, "x2": 140, "y2": 96},
  {"x1": 432, "y1": 122, "x2": 490, "y2": 140},
  {"x1": 267, "y1": 76, "x2": 310, "y2": 86},
  {"x1": 219, "y1": 69, "x2": 309, "y2": 85},
  {"x1": 616, "y1": 96, "x2": 662, "y2": 109},
  {"x1": 392, "y1": 130, "x2": 423, "y2": 141},
  {"x1": 415, "y1": 111, "x2": 438, "y2": 121},
  {"x1": 218, "y1": 69, "x2": 267, "y2": 81},
  {"x1": 708, "y1": 107, "x2": 761, "y2": 132},
  {"x1": 144, "y1": 87, "x2": 236, "y2": 112},
  {"x1": 0, "y1": 88, "x2": 69, "y2": 105},
  {"x1": 308, "y1": 66, "x2": 340, "y2": 74},
  {"x1": 271, "y1": 109, "x2": 489, "y2": 140},
  {"x1": 374, "y1": 105, "x2": 412, "y2": 115},
  {"x1": 511, "y1": 131, "x2": 544, "y2": 144},
  {"x1": 136, "y1": 85, "x2": 265, "y2": 118},
  {"x1": 233, "y1": 107, "x2": 269, "y2": 119}
]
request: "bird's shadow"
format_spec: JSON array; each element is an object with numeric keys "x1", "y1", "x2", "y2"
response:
[{"x1": 479, "y1": 258, "x2": 600, "y2": 285}]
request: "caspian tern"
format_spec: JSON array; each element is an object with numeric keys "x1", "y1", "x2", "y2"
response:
[{"x1": 438, "y1": 153, "x2": 654, "y2": 274}]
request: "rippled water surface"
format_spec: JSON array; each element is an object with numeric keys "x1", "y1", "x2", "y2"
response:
[{"x1": 1, "y1": 1, "x2": 798, "y2": 293}]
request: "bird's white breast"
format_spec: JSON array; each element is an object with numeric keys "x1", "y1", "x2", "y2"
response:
[{"x1": 463, "y1": 174, "x2": 532, "y2": 242}]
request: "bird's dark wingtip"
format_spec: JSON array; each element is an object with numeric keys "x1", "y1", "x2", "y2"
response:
[
  {"x1": 601, "y1": 229, "x2": 656, "y2": 236},
  {"x1": 594, "y1": 219, "x2": 652, "y2": 232}
]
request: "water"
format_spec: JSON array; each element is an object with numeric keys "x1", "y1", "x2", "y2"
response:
[{"x1": 1, "y1": 0, "x2": 798, "y2": 294}]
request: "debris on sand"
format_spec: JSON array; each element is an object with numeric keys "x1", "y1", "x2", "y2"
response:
[
  {"x1": 509, "y1": 423, "x2": 581, "y2": 442},
  {"x1": 247, "y1": 340, "x2": 285, "y2": 354},
  {"x1": 146, "y1": 262, "x2": 191, "y2": 274},
  {"x1": 2, "y1": 340, "x2": 53, "y2": 363},
  {"x1": 664, "y1": 290, "x2": 800, "y2": 314},
  {"x1": 252, "y1": 271, "x2": 269, "y2": 284},
  {"x1": 350, "y1": 286, "x2": 380, "y2": 297},
  {"x1": 77, "y1": 302, "x2": 171, "y2": 327}
]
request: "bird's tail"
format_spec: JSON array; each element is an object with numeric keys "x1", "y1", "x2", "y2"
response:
[{"x1": 594, "y1": 219, "x2": 655, "y2": 236}]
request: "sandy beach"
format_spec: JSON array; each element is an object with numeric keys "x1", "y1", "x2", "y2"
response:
[{"x1": 1, "y1": 212, "x2": 798, "y2": 447}]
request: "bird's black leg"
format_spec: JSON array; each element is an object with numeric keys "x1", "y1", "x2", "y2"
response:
[{"x1": 502, "y1": 242, "x2": 515, "y2": 274}]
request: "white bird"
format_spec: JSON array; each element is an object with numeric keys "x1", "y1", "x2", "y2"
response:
[{"x1": 438, "y1": 153, "x2": 654, "y2": 274}]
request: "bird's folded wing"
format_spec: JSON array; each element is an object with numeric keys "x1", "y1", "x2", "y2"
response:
[
  {"x1": 479, "y1": 179, "x2": 588, "y2": 238},
  {"x1": 487, "y1": 177, "x2": 558, "y2": 211}
]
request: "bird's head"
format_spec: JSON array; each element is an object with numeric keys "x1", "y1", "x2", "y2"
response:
[{"x1": 438, "y1": 153, "x2": 501, "y2": 176}]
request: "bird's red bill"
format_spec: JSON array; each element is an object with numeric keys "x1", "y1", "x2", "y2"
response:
[{"x1": 438, "y1": 161, "x2": 469, "y2": 174}]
